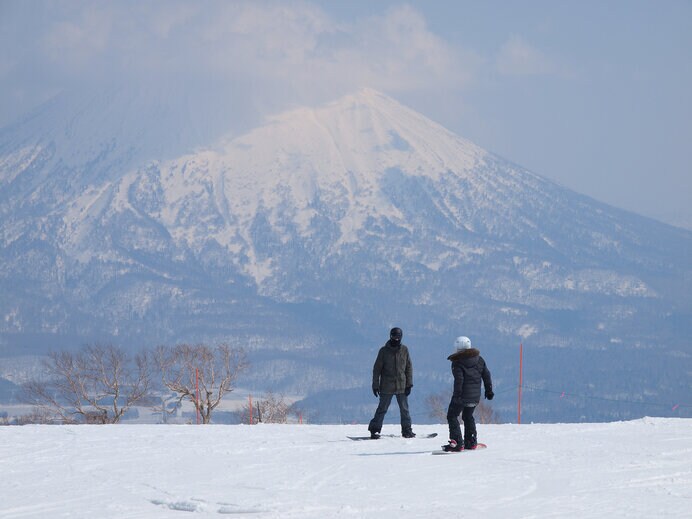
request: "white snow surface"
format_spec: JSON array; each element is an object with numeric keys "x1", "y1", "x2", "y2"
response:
[{"x1": 1, "y1": 418, "x2": 690, "y2": 518}]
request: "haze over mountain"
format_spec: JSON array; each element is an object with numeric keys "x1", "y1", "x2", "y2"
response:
[{"x1": 1, "y1": 86, "x2": 690, "y2": 422}]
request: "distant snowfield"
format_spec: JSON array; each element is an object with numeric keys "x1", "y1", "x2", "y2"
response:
[{"x1": 2, "y1": 418, "x2": 690, "y2": 518}]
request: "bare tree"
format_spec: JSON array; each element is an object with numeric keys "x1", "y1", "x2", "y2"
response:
[
  {"x1": 475, "y1": 399, "x2": 502, "y2": 424},
  {"x1": 238, "y1": 391, "x2": 292, "y2": 424},
  {"x1": 425, "y1": 392, "x2": 449, "y2": 423},
  {"x1": 15, "y1": 409, "x2": 53, "y2": 425},
  {"x1": 22, "y1": 344, "x2": 151, "y2": 424},
  {"x1": 287, "y1": 401, "x2": 315, "y2": 424},
  {"x1": 148, "y1": 391, "x2": 182, "y2": 424},
  {"x1": 426, "y1": 391, "x2": 501, "y2": 424},
  {"x1": 155, "y1": 343, "x2": 248, "y2": 424}
]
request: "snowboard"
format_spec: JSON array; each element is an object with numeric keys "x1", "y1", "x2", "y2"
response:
[
  {"x1": 431, "y1": 442, "x2": 487, "y2": 455},
  {"x1": 347, "y1": 433, "x2": 438, "y2": 441}
]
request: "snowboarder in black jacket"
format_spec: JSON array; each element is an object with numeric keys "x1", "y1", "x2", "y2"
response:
[
  {"x1": 368, "y1": 327, "x2": 415, "y2": 439},
  {"x1": 444, "y1": 336, "x2": 493, "y2": 451}
]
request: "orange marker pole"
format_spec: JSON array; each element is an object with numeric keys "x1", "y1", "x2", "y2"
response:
[
  {"x1": 518, "y1": 343, "x2": 523, "y2": 424},
  {"x1": 195, "y1": 368, "x2": 200, "y2": 425}
]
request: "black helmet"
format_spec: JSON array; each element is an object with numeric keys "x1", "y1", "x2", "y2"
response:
[{"x1": 390, "y1": 327, "x2": 403, "y2": 342}]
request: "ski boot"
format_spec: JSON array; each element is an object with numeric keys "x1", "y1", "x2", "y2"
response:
[
  {"x1": 464, "y1": 433, "x2": 477, "y2": 450},
  {"x1": 442, "y1": 439, "x2": 463, "y2": 452}
]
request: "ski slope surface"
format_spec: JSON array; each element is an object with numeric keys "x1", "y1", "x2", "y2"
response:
[{"x1": 1, "y1": 418, "x2": 690, "y2": 518}]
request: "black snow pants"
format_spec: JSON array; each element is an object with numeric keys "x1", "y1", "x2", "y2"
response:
[{"x1": 447, "y1": 400, "x2": 477, "y2": 448}]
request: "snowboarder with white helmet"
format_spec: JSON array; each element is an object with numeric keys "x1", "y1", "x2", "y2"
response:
[{"x1": 443, "y1": 335, "x2": 493, "y2": 451}]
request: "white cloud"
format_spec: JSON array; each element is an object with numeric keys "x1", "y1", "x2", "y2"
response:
[
  {"x1": 30, "y1": 2, "x2": 475, "y2": 95},
  {"x1": 43, "y1": 6, "x2": 114, "y2": 69},
  {"x1": 181, "y1": 3, "x2": 476, "y2": 103},
  {"x1": 150, "y1": 5, "x2": 199, "y2": 38},
  {"x1": 344, "y1": 5, "x2": 476, "y2": 91},
  {"x1": 0, "y1": 1, "x2": 480, "y2": 128},
  {"x1": 496, "y1": 35, "x2": 558, "y2": 77}
]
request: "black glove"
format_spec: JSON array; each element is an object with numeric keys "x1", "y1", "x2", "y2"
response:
[
  {"x1": 373, "y1": 388, "x2": 379, "y2": 398},
  {"x1": 405, "y1": 386, "x2": 412, "y2": 396},
  {"x1": 485, "y1": 390, "x2": 494, "y2": 401}
]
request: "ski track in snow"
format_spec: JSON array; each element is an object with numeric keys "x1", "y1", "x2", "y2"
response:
[{"x1": 1, "y1": 419, "x2": 691, "y2": 518}]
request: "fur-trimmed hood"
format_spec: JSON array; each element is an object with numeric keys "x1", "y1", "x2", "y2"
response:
[{"x1": 447, "y1": 347, "x2": 480, "y2": 361}]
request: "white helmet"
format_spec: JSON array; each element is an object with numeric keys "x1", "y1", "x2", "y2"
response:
[{"x1": 454, "y1": 336, "x2": 472, "y2": 351}]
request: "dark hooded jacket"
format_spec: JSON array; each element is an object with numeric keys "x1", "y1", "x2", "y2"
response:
[
  {"x1": 372, "y1": 340, "x2": 413, "y2": 395},
  {"x1": 448, "y1": 348, "x2": 492, "y2": 405}
]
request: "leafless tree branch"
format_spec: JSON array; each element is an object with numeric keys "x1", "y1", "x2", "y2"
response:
[
  {"x1": 238, "y1": 391, "x2": 292, "y2": 424},
  {"x1": 22, "y1": 344, "x2": 152, "y2": 424},
  {"x1": 155, "y1": 343, "x2": 248, "y2": 424}
]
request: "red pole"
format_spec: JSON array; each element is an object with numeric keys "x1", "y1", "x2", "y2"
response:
[
  {"x1": 518, "y1": 343, "x2": 523, "y2": 424},
  {"x1": 195, "y1": 368, "x2": 200, "y2": 425},
  {"x1": 249, "y1": 394, "x2": 253, "y2": 425}
]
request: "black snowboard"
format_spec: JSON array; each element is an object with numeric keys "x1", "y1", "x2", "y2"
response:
[{"x1": 347, "y1": 433, "x2": 438, "y2": 441}]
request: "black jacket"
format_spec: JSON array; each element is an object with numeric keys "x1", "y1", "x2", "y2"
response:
[
  {"x1": 448, "y1": 348, "x2": 492, "y2": 405},
  {"x1": 372, "y1": 340, "x2": 413, "y2": 395}
]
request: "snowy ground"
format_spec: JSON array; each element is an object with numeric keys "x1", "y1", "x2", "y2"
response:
[{"x1": 1, "y1": 418, "x2": 690, "y2": 518}]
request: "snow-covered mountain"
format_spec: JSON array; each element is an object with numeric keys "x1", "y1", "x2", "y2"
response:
[{"x1": 1, "y1": 87, "x2": 690, "y2": 422}]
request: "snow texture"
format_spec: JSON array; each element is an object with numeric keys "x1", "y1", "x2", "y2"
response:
[{"x1": 1, "y1": 418, "x2": 690, "y2": 518}]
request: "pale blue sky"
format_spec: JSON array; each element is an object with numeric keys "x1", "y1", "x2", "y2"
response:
[{"x1": 1, "y1": 0, "x2": 691, "y2": 228}]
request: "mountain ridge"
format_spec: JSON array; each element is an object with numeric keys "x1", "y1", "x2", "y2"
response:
[{"x1": 1, "y1": 86, "x2": 690, "y2": 421}]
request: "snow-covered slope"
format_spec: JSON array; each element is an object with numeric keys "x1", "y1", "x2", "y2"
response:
[
  {"x1": 1, "y1": 87, "x2": 691, "y2": 422},
  {"x1": 1, "y1": 419, "x2": 690, "y2": 518}
]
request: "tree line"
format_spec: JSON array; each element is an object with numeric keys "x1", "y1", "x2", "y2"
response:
[
  {"x1": 5, "y1": 343, "x2": 499, "y2": 425},
  {"x1": 16, "y1": 343, "x2": 247, "y2": 424}
]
